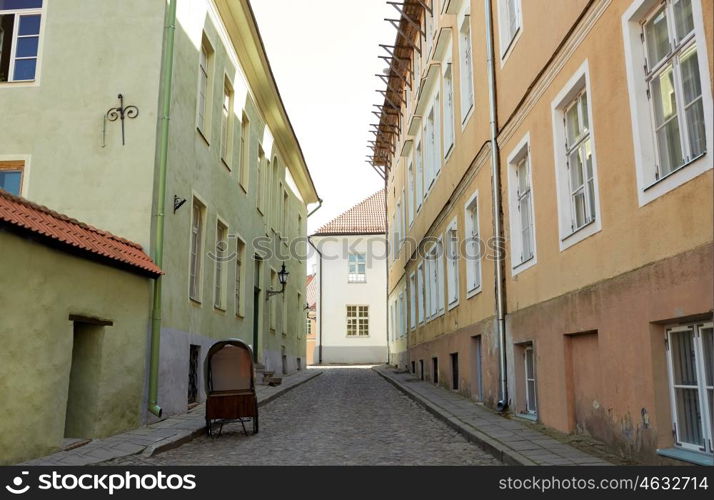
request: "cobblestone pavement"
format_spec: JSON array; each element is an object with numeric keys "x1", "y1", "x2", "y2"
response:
[{"x1": 105, "y1": 367, "x2": 500, "y2": 466}]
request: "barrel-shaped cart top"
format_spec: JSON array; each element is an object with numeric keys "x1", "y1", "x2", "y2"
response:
[{"x1": 204, "y1": 339, "x2": 255, "y2": 393}]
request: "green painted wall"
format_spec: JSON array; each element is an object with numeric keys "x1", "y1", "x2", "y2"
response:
[{"x1": 0, "y1": 232, "x2": 152, "y2": 465}]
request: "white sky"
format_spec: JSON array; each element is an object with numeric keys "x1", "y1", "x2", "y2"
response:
[{"x1": 251, "y1": 0, "x2": 395, "y2": 234}]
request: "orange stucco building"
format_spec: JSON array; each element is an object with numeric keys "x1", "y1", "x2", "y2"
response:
[{"x1": 376, "y1": 0, "x2": 712, "y2": 464}]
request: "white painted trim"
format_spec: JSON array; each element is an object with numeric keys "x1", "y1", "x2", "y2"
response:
[
  {"x1": 463, "y1": 189, "x2": 483, "y2": 298},
  {"x1": 550, "y1": 59, "x2": 603, "y2": 251},
  {"x1": 497, "y1": 0, "x2": 523, "y2": 67},
  {"x1": 621, "y1": 0, "x2": 713, "y2": 207},
  {"x1": 0, "y1": 4, "x2": 45, "y2": 85},
  {"x1": 445, "y1": 217, "x2": 460, "y2": 311},
  {"x1": 506, "y1": 133, "x2": 538, "y2": 276}
]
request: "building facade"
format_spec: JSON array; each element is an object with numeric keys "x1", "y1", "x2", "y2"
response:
[
  {"x1": 0, "y1": 0, "x2": 319, "y2": 419},
  {"x1": 0, "y1": 191, "x2": 161, "y2": 464},
  {"x1": 305, "y1": 273, "x2": 317, "y2": 365},
  {"x1": 310, "y1": 190, "x2": 388, "y2": 365},
  {"x1": 375, "y1": 0, "x2": 712, "y2": 464}
]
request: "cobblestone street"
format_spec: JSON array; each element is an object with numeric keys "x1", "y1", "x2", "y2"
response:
[{"x1": 106, "y1": 367, "x2": 500, "y2": 466}]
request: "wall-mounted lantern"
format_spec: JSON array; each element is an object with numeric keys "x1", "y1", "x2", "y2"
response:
[{"x1": 266, "y1": 263, "x2": 289, "y2": 298}]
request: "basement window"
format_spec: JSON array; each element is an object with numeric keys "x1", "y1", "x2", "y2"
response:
[{"x1": 0, "y1": 0, "x2": 43, "y2": 83}]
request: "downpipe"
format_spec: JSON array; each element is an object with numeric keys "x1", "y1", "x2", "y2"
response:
[
  {"x1": 147, "y1": 0, "x2": 177, "y2": 418},
  {"x1": 485, "y1": 0, "x2": 509, "y2": 412}
]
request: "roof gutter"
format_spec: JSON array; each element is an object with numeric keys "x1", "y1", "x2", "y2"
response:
[
  {"x1": 307, "y1": 198, "x2": 323, "y2": 218},
  {"x1": 147, "y1": 0, "x2": 177, "y2": 419},
  {"x1": 485, "y1": 0, "x2": 508, "y2": 411}
]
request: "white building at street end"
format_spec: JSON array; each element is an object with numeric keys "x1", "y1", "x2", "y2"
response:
[{"x1": 309, "y1": 191, "x2": 387, "y2": 364}]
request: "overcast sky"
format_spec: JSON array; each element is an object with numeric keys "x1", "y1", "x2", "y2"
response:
[{"x1": 251, "y1": 0, "x2": 395, "y2": 234}]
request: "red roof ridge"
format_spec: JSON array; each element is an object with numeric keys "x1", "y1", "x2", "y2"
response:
[
  {"x1": 0, "y1": 189, "x2": 161, "y2": 276},
  {"x1": 313, "y1": 189, "x2": 385, "y2": 235}
]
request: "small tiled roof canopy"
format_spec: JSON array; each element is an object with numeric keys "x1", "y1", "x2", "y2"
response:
[
  {"x1": 313, "y1": 189, "x2": 385, "y2": 235},
  {"x1": 0, "y1": 189, "x2": 162, "y2": 277}
]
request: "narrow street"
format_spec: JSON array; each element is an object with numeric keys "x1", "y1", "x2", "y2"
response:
[{"x1": 109, "y1": 368, "x2": 500, "y2": 466}]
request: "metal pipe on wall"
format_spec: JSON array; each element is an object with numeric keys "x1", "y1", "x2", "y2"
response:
[{"x1": 484, "y1": 0, "x2": 509, "y2": 411}]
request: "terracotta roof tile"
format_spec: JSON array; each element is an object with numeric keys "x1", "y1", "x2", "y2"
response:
[
  {"x1": 0, "y1": 189, "x2": 162, "y2": 277},
  {"x1": 313, "y1": 189, "x2": 385, "y2": 235}
]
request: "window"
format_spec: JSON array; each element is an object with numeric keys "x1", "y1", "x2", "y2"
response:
[
  {"x1": 417, "y1": 262, "x2": 425, "y2": 324},
  {"x1": 464, "y1": 192, "x2": 482, "y2": 294},
  {"x1": 445, "y1": 220, "x2": 459, "y2": 308},
  {"x1": 424, "y1": 93, "x2": 442, "y2": 190},
  {"x1": 551, "y1": 62, "x2": 602, "y2": 249},
  {"x1": 407, "y1": 161, "x2": 415, "y2": 225},
  {"x1": 282, "y1": 189, "x2": 288, "y2": 236},
  {"x1": 213, "y1": 220, "x2": 228, "y2": 310},
  {"x1": 644, "y1": 0, "x2": 706, "y2": 178},
  {"x1": 498, "y1": 0, "x2": 522, "y2": 58},
  {"x1": 196, "y1": 36, "x2": 214, "y2": 137},
  {"x1": 665, "y1": 322, "x2": 713, "y2": 455},
  {"x1": 395, "y1": 200, "x2": 401, "y2": 250},
  {"x1": 458, "y1": 6, "x2": 474, "y2": 121},
  {"x1": 622, "y1": 0, "x2": 711, "y2": 205},
  {"x1": 415, "y1": 140, "x2": 424, "y2": 206},
  {"x1": 524, "y1": 345, "x2": 537, "y2": 415},
  {"x1": 347, "y1": 305, "x2": 369, "y2": 337},
  {"x1": 0, "y1": 0, "x2": 43, "y2": 83},
  {"x1": 189, "y1": 199, "x2": 205, "y2": 301},
  {"x1": 443, "y1": 62, "x2": 455, "y2": 156},
  {"x1": 409, "y1": 272, "x2": 417, "y2": 331},
  {"x1": 306, "y1": 317, "x2": 312, "y2": 336},
  {"x1": 270, "y1": 269, "x2": 278, "y2": 331},
  {"x1": 220, "y1": 78, "x2": 234, "y2": 165},
  {"x1": 234, "y1": 239, "x2": 245, "y2": 317},
  {"x1": 257, "y1": 146, "x2": 265, "y2": 213},
  {"x1": 239, "y1": 113, "x2": 250, "y2": 189},
  {"x1": 507, "y1": 135, "x2": 537, "y2": 273},
  {"x1": 0, "y1": 159, "x2": 24, "y2": 195},
  {"x1": 427, "y1": 240, "x2": 445, "y2": 318},
  {"x1": 348, "y1": 253, "x2": 366, "y2": 283},
  {"x1": 399, "y1": 291, "x2": 406, "y2": 337}
]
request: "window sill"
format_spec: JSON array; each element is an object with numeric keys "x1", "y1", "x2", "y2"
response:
[
  {"x1": 239, "y1": 182, "x2": 248, "y2": 194},
  {"x1": 0, "y1": 79, "x2": 39, "y2": 88},
  {"x1": 656, "y1": 448, "x2": 713, "y2": 466},
  {"x1": 466, "y1": 286, "x2": 482, "y2": 300},
  {"x1": 499, "y1": 27, "x2": 522, "y2": 67},
  {"x1": 561, "y1": 218, "x2": 596, "y2": 242},
  {"x1": 516, "y1": 412, "x2": 537, "y2": 422},
  {"x1": 448, "y1": 298, "x2": 459, "y2": 311},
  {"x1": 346, "y1": 335, "x2": 371, "y2": 339},
  {"x1": 644, "y1": 152, "x2": 707, "y2": 192},
  {"x1": 189, "y1": 297, "x2": 202, "y2": 306},
  {"x1": 460, "y1": 104, "x2": 474, "y2": 129},
  {"x1": 221, "y1": 157, "x2": 232, "y2": 171},
  {"x1": 512, "y1": 255, "x2": 535, "y2": 273},
  {"x1": 196, "y1": 127, "x2": 210, "y2": 146},
  {"x1": 213, "y1": 305, "x2": 226, "y2": 313},
  {"x1": 236, "y1": 312, "x2": 244, "y2": 319}
]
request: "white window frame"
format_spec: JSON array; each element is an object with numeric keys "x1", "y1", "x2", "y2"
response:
[
  {"x1": 464, "y1": 190, "x2": 482, "y2": 298},
  {"x1": 220, "y1": 75, "x2": 234, "y2": 167},
  {"x1": 622, "y1": 0, "x2": 713, "y2": 207},
  {"x1": 665, "y1": 322, "x2": 713, "y2": 456},
  {"x1": 188, "y1": 195, "x2": 207, "y2": 303},
  {"x1": 523, "y1": 345, "x2": 537, "y2": 416},
  {"x1": 445, "y1": 218, "x2": 459, "y2": 309},
  {"x1": 443, "y1": 58, "x2": 456, "y2": 158},
  {"x1": 408, "y1": 160, "x2": 415, "y2": 226},
  {"x1": 399, "y1": 292, "x2": 406, "y2": 337},
  {"x1": 506, "y1": 133, "x2": 537, "y2": 276},
  {"x1": 551, "y1": 61, "x2": 602, "y2": 251},
  {"x1": 457, "y1": 3, "x2": 474, "y2": 124},
  {"x1": 415, "y1": 138, "x2": 425, "y2": 209},
  {"x1": 346, "y1": 305, "x2": 369, "y2": 337},
  {"x1": 213, "y1": 217, "x2": 229, "y2": 311},
  {"x1": 234, "y1": 236, "x2": 246, "y2": 317},
  {"x1": 348, "y1": 253, "x2": 367, "y2": 283},
  {"x1": 409, "y1": 272, "x2": 417, "y2": 331},
  {"x1": 427, "y1": 238, "x2": 445, "y2": 319},
  {"x1": 498, "y1": 0, "x2": 523, "y2": 64},
  {"x1": 196, "y1": 34, "x2": 214, "y2": 140},
  {"x1": 0, "y1": 1, "x2": 45, "y2": 86},
  {"x1": 417, "y1": 262, "x2": 426, "y2": 324}
]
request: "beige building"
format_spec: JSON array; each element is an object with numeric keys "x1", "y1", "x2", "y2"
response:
[{"x1": 375, "y1": 0, "x2": 712, "y2": 464}]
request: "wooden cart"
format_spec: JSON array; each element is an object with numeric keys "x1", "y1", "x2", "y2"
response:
[{"x1": 204, "y1": 339, "x2": 258, "y2": 437}]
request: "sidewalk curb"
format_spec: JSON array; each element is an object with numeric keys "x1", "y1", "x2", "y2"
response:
[
  {"x1": 374, "y1": 366, "x2": 536, "y2": 466},
  {"x1": 143, "y1": 370, "x2": 323, "y2": 457}
]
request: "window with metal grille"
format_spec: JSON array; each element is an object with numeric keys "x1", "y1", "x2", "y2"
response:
[{"x1": 187, "y1": 345, "x2": 200, "y2": 404}]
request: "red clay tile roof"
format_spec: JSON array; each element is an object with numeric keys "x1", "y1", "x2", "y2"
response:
[
  {"x1": 305, "y1": 273, "x2": 317, "y2": 308},
  {"x1": 0, "y1": 189, "x2": 162, "y2": 277},
  {"x1": 313, "y1": 189, "x2": 385, "y2": 235}
]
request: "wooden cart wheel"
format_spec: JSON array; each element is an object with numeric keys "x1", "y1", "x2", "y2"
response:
[{"x1": 253, "y1": 414, "x2": 259, "y2": 434}]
